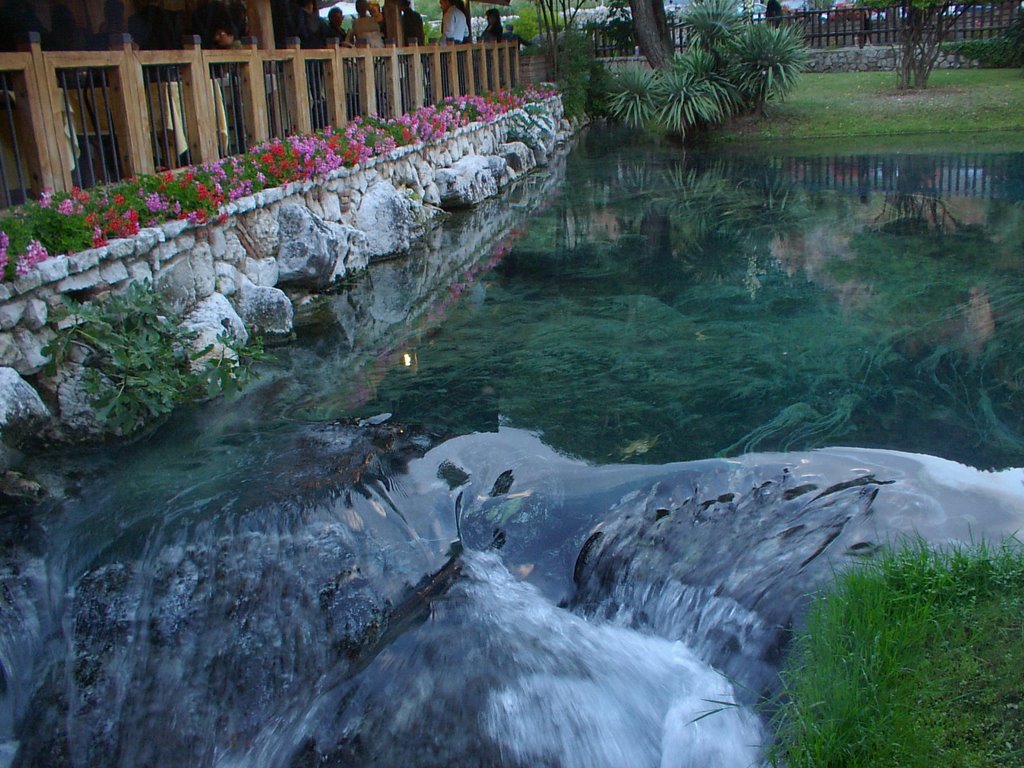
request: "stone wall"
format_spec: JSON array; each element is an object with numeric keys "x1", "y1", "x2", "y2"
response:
[
  {"x1": 0, "y1": 97, "x2": 570, "y2": 449},
  {"x1": 600, "y1": 47, "x2": 978, "y2": 73},
  {"x1": 803, "y1": 45, "x2": 978, "y2": 73}
]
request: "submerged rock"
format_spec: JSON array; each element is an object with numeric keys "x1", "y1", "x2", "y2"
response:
[{"x1": 10, "y1": 419, "x2": 447, "y2": 768}]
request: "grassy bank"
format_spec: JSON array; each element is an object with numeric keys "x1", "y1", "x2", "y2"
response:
[
  {"x1": 769, "y1": 540, "x2": 1024, "y2": 768},
  {"x1": 715, "y1": 69, "x2": 1024, "y2": 145}
]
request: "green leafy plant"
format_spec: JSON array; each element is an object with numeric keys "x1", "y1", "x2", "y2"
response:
[
  {"x1": 605, "y1": 0, "x2": 808, "y2": 140},
  {"x1": 682, "y1": 0, "x2": 744, "y2": 66},
  {"x1": 606, "y1": 66, "x2": 659, "y2": 127},
  {"x1": 557, "y1": 30, "x2": 603, "y2": 119},
  {"x1": 656, "y1": 49, "x2": 741, "y2": 135},
  {"x1": 43, "y1": 281, "x2": 266, "y2": 436},
  {"x1": 729, "y1": 24, "x2": 809, "y2": 114},
  {"x1": 943, "y1": 21, "x2": 1024, "y2": 69}
]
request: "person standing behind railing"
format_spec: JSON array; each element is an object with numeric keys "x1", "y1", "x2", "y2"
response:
[
  {"x1": 481, "y1": 8, "x2": 502, "y2": 41},
  {"x1": 440, "y1": 0, "x2": 469, "y2": 43},
  {"x1": 295, "y1": 0, "x2": 331, "y2": 47},
  {"x1": 347, "y1": 0, "x2": 384, "y2": 46},
  {"x1": 766, "y1": 0, "x2": 783, "y2": 28},
  {"x1": 400, "y1": 0, "x2": 425, "y2": 44},
  {"x1": 858, "y1": 8, "x2": 872, "y2": 48},
  {"x1": 327, "y1": 7, "x2": 346, "y2": 41}
]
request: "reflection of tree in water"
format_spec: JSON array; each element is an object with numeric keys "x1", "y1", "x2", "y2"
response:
[
  {"x1": 874, "y1": 193, "x2": 969, "y2": 236},
  {"x1": 366, "y1": 132, "x2": 1024, "y2": 467}
]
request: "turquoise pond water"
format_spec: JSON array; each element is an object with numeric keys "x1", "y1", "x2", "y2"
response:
[
  {"x1": 290, "y1": 128, "x2": 1024, "y2": 470},
  {"x1": 6, "y1": 128, "x2": 1024, "y2": 768}
]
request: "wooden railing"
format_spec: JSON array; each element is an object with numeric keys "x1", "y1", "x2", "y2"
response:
[
  {"x1": 0, "y1": 36, "x2": 520, "y2": 208},
  {"x1": 589, "y1": 1, "x2": 1021, "y2": 56}
]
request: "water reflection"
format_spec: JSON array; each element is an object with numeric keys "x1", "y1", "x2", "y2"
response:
[{"x1": 346, "y1": 128, "x2": 1024, "y2": 469}]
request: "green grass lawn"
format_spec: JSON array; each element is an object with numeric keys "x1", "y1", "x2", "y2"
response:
[
  {"x1": 715, "y1": 69, "x2": 1024, "y2": 146},
  {"x1": 770, "y1": 541, "x2": 1024, "y2": 768}
]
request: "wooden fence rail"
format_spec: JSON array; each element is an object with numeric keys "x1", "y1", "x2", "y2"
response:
[{"x1": 0, "y1": 36, "x2": 520, "y2": 208}]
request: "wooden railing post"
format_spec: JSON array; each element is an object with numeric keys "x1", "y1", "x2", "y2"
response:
[
  {"x1": 109, "y1": 34, "x2": 154, "y2": 176},
  {"x1": 17, "y1": 33, "x2": 65, "y2": 194},
  {"x1": 326, "y1": 42, "x2": 347, "y2": 129},
  {"x1": 498, "y1": 44, "x2": 509, "y2": 89},
  {"x1": 180, "y1": 36, "x2": 219, "y2": 164},
  {"x1": 409, "y1": 47, "x2": 425, "y2": 111},
  {"x1": 464, "y1": 47, "x2": 476, "y2": 96},
  {"x1": 241, "y1": 38, "x2": 269, "y2": 145},
  {"x1": 358, "y1": 50, "x2": 377, "y2": 117},
  {"x1": 443, "y1": 48, "x2": 458, "y2": 97},
  {"x1": 284, "y1": 40, "x2": 312, "y2": 135},
  {"x1": 387, "y1": 47, "x2": 402, "y2": 119},
  {"x1": 429, "y1": 47, "x2": 443, "y2": 103}
]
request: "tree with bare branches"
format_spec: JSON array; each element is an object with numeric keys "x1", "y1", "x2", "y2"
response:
[{"x1": 860, "y1": 0, "x2": 979, "y2": 89}]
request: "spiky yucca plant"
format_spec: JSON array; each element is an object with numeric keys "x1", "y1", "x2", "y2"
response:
[
  {"x1": 682, "y1": 0, "x2": 744, "y2": 66},
  {"x1": 729, "y1": 24, "x2": 809, "y2": 114},
  {"x1": 654, "y1": 49, "x2": 741, "y2": 136},
  {"x1": 606, "y1": 66, "x2": 659, "y2": 127},
  {"x1": 604, "y1": 0, "x2": 809, "y2": 140}
]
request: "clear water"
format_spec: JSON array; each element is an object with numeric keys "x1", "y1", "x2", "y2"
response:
[
  {"x1": 284, "y1": 129, "x2": 1024, "y2": 470},
  {"x1": 313, "y1": 132, "x2": 1024, "y2": 468},
  {"x1": 3, "y1": 129, "x2": 1024, "y2": 767}
]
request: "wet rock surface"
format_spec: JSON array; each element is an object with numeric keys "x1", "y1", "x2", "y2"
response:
[{"x1": 7, "y1": 419, "x2": 447, "y2": 768}]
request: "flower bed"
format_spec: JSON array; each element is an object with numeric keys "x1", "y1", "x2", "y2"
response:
[{"x1": 0, "y1": 86, "x2": 557, "y2": 281}]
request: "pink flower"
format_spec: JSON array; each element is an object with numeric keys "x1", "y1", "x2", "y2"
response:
[{"x1": 16, "y1": 240, "x2": 48, "y2": 276}]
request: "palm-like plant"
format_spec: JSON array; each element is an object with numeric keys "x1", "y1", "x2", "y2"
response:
[
  {"x1": 729, "y1": 24, "x2": 809, "y2": 114},
  {"x1": 606, "y1": 66, "x2": 659, "y2": 128},
  {"x1": 653, "y1": 50, "x2": 740, "y2": 137},
  {"x1": 683, "y1": 0, "x2": 744, "y2": 65}
]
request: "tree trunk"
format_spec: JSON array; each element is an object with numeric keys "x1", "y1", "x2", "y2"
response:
[
  {"x1": 629, "y1": 0, "x2": 674, "y2": 69},
  {"x1": 896, "y1": 2, "x2": 957, "y2": 90}
]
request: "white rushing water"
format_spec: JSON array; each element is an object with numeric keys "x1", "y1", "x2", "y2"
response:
[{"x1": 472, "y1": 551, "x2": 766, "y2": 768}]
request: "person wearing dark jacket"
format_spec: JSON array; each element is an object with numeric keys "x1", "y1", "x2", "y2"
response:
[
  {"x1": 481, "y1": 7, "x2": 502, "y2": 42},
  {"x1": 400, "y1": 0, "x2": 424, "y2": 44}
]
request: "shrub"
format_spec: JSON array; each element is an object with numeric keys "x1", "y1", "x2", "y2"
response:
[
  {"x1": 943, "y1": 37, "x2": 1022, "y2": 68},
  {"x1": 682, "y1": 0, "x2": 744, "y2": 66},
  {"x1": 607, "y1": 66, "x2": 659, "y2": 127},
  {"x1": 655, "y1": 50, "x2": 740, "y2": 136},
  {"x1": 729, "y1": 24, "x2": 809, "y2": 113},
  {"x1": 558, "y1": 30, "x2": 603, "y2": 119},
  {"x1": 605, "y1": 0, "x2": 808, "y2": 139},
  {"x1": 43, "y1": 281, "x2": 266, "y2": 436}
]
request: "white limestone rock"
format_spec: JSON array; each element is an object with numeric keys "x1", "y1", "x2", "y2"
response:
[
  {"x1": 277, "y1": 204, "x2": 365, "y2": 289},
  {"x1": 238, "y1": 284, "x2": 294, "y2": 337},
  {"x1": 0, "y1": 367, "x2": 50, "y2": 445},
  {"x1": 353, "y1": 181, "x2": 421, "y2": 259},
  {"x1": 435, "y1": 155, "x2": 508, "y2": 209},
  {"x1": 498, "y1": 141, "x2": 536, "y2": 175},
  {"x1": 55, "y1": 365, "x2": 107, "y2": 438},
  {"x1": 182, "y1": 292, "x2": 249, "y2": 371},
  {"x1": 243, "y1": 257, "x2": 280, "y2": 287}
]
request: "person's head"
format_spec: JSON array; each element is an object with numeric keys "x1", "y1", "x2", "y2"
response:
[
  {"x1": 485, "y1": 8, "x2": 500, "y2": 27},
  {"x1": 400, "y1": 0, "x2": 412, "y2": 10},
  {"x1": 328, "y1": 7, "x2": 344, "y2": 30},
  {"x1": 355, "y1": 0, "x2": 369, "y2": 16},
  {"x1": 439, "y1": 0, "x2": 451, "y2": 11},
  {"x1": 212, "y1": 25, "x2": 235, "y2": 47},
  {"x1": 368, "y1": 0, "x2": 383, "y2": 21}
]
